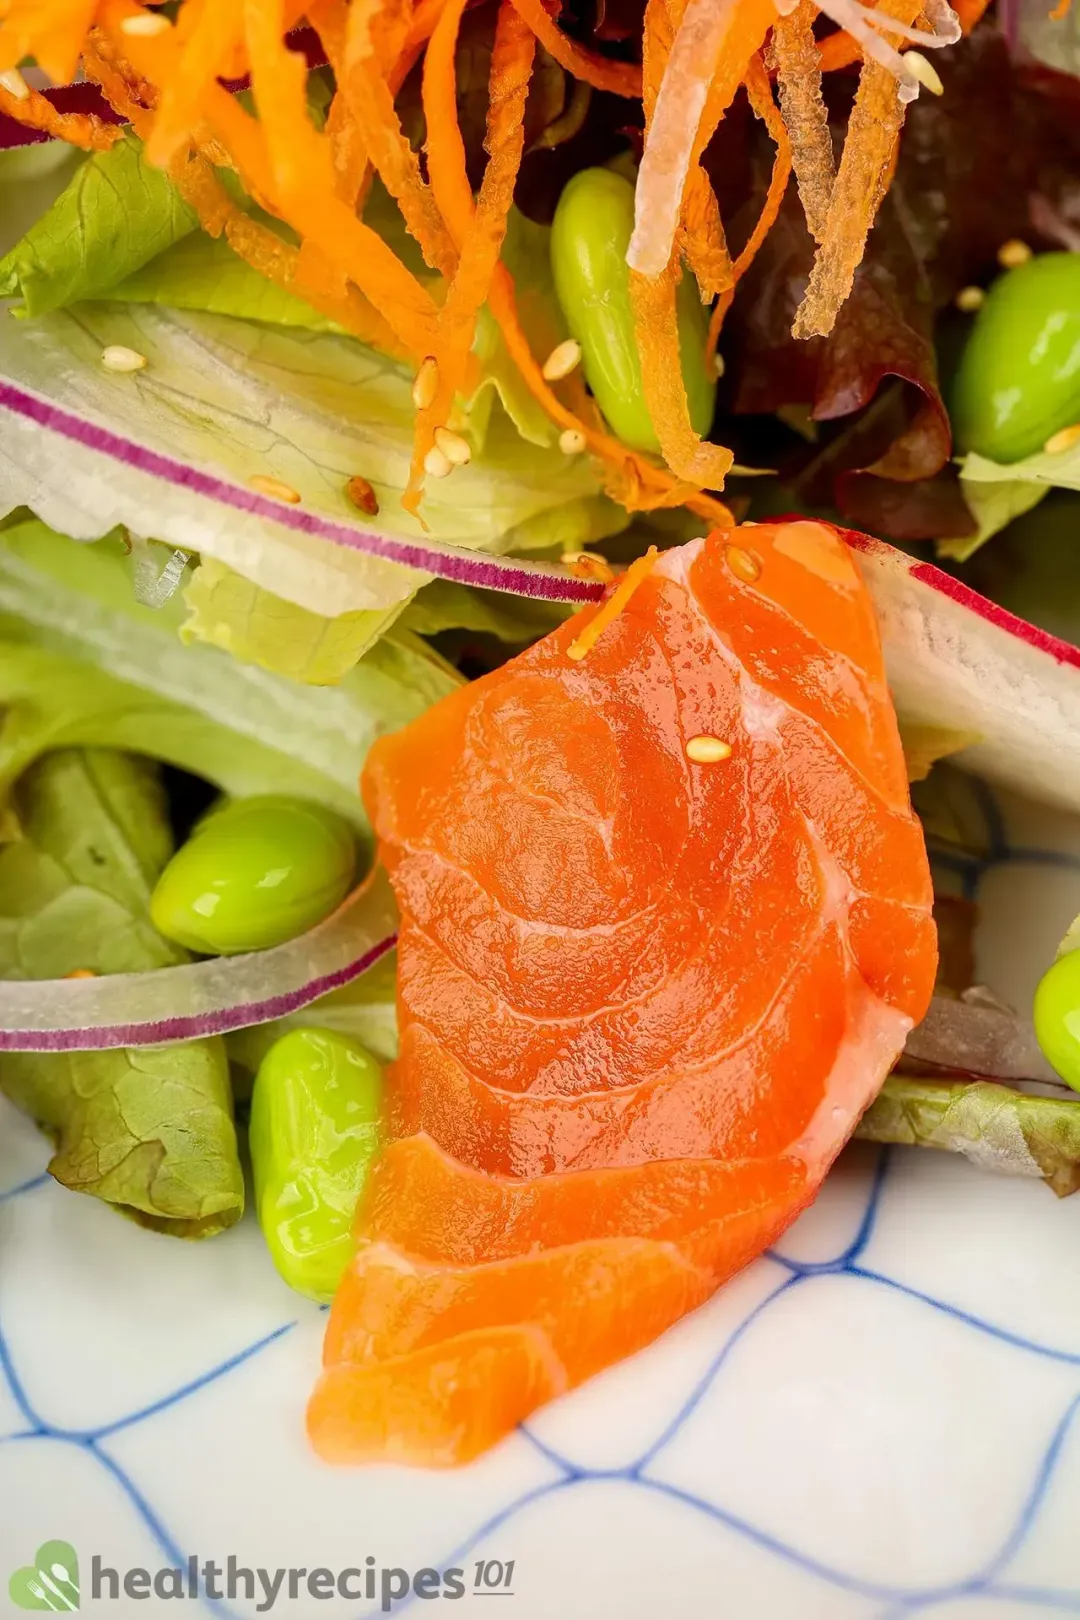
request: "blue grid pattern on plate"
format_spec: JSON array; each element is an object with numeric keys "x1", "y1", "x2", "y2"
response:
[{"x1": 2, "y1": 777, "x2": 1080, "y2": 1620}]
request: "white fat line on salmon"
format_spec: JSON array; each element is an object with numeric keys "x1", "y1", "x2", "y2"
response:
[
  {"x1": 657, "y1": 541, "x2": 915, "y2": 1175},
  {"x1": 792, "y1": 820, "x2": 912, "y2": 1173}
]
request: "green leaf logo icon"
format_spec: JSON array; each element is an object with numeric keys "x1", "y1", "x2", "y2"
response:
[{"x1": 9, "y1": 1541, "x2": 80, "y2": 1611}]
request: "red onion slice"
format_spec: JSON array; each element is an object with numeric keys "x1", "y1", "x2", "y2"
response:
[
  {"x1": 0, "y1": 378, "x2": 603, "y2": 606},
  {"x1": 0, "y1": 866, "x2": 398, "y2": 1052}
]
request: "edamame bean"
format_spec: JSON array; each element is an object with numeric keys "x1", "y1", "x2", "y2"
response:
[
  {"x1": 550, "y1": 167, "x2": 716, "y2": 454},
  {"x1": 249, "y1": 1027, "x2": 383, "y2": 1301},
  {"x1": 150, "y1": 795, "x2": 356, "y2": 955},
  {"x1": 1033, "y1": 950, "x2": 1080, "y2": 1094},
  {"x1": 952, "y1": 253, "x2": 1080, "y2": 463}
]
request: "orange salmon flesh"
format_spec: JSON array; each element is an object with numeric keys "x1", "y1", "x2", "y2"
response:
[{"x1": 308, "y1": 520, "x2": 937, "y2": 1466}]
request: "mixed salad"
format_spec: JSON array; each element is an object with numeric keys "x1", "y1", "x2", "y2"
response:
[{"x1": 0, "y1": 0, "x2": 1079, "y2": 1460}]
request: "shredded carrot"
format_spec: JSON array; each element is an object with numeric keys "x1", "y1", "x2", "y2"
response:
[
  {"x1": 795, "y1": 0, "x2": 920, "y2": 339},
  {"x1": 143, "y1": 0, "x2": 244, "y2": 168},
  {"x1": 0, "y1": 0, "x2": 97, "y2": 85},
  {"x1": 700, "y1": 53, "x2": 791, "y2": 373},
  {"x1": 7, "y1": 0, "x2": 962, "y2": 543},
  {"x1": 771, "y1": 0, "x2": 834, "y2": 242},
  {"x1": 680, "y1": 173, "x2": 734, "y2": 303},
  {"x1": 737, "y1": 54, "x2": 793, "y2": 279},
  {"x1": 420, "y1": 0, "x2": 474, "y2": 245},
  {"x1": 566, "y1": 546, "x2": 659, "y2": 661},
  {"x1": 1049, "y1": 0, "x2": 1071, "y2": 21},
  {"x1": 0, "y1": 76, "x2": 123, "y2": 150},
  {"x1": 333, "y1": 0, "x2": 458, "y2": 276},
  {"x1": 630, "y1": 264, "x2": 734, "y2": 488},
  {"x1": 506, "y1": 0, "x2": 641, "y2": 97},
  {"x1": 405, "y1": 0, "x2": 535, "y2": 514}
]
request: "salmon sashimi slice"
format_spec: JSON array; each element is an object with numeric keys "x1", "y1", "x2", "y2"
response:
[
  {"x1": 324, "y1": 1238, "x2": 712, "y2": 1372},
  {"x1": 359, "y1": 1134, "x2": 808, "y2": 1268},
  {"x1": 309, "y1": 520, "x2": 937, "y2": 1465},
  {"x1": 309, "y1": 1327, "x2": 568, "y2": 1469}
]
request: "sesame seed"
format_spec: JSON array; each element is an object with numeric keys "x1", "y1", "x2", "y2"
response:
[
  {"x1": 434, "y1": 426, "x2": 472, "y2": 466},
  {"x1": 249, "y1": 473, "x2": 302, "y2": 503},
  {"x1": 346, "y1": 475, "x2": 379, "y2": 516},
  {"x1": 713, "y1": 352, "x2": 726, "y2": 379},
  {"x1": 101, "y1": 345, "x2": 148, "y2": 373},
  {"x1": 541, "y1": 338, "x2": 582, "y2": 382},
  {"x1": 724, "y1": 543, "x2": 762, "y2": 584},
  {"x1": 423, "y1": 445, "x2": 453, "y2": 479},
  {"x1": 412, "y1": 356, "x2": 439, "y2": 411},
  {"x1": 0, "y1": 68, "x2": 30, "y2": 101},
  {"x1": 903, "y1": 51, "x2": 943, "y2": 95},
  {"x1": 997, "y1": 238, "x2": 1032, "y2": 270},
  {"x1": 559, "y1": 428, "x2": 587, "y2": 455},
  {"x1": 686, "y1": 735, "x2": 732, "y2": 763},
  {"x1": 120, "y1": 11, "x2": 171, "y2": 35},
  {"x1": 954, "y1": 285, "x2": 985, "y2": 313},
  {"x1": 562, "y1": 549, "x2": 615, "y2": 584},
  {"x1": 1043, "y1": 423, "x2": 1080, "y2": 456}
]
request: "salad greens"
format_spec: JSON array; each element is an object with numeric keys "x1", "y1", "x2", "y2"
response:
[
  {"x1": 181, "y1": 557, "x2": 408, "y2": 686},
  {"x1": 0, "y1": 138, "x2": 624, "y2": 684},
  {"x1": 0, "y1": 516, "x2": 461, "y2": 822},
  {"x1": 857, "y1": 1075, "x2": 1080, "y2": 1198},
  {"x1": 0, "y1": 749, "x2": 243, "y2": 1236},
  {"x1": 0, "y1": 137, "x2": 198, "y2": 319}
]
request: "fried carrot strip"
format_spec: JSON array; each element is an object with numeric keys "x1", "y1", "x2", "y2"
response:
[
  {"x1": 771, "y1": 0, "x2": 834, "y2": 241},
  {"x1": 630, "y1": 265, "x2": 733, "y2": 488},
  {"x1": 0, "y1": 76, "x2": 123, "y2": 150},
  {"x1": 405, "y1": 0, "x2": 535, "y2": 514},
  {"x1": 680, "y1": 174, "x2": 734, "y2": 302},
  {"x1": 738, "y1": 54, "x2": 793, "y2": 279},
  {"x1": 703, "y1": 52, "x2": 792, "y2": 366},
  {"x1": 96, "y1": 0, "x2": 440, "y2": 355},
  {"x1": 425, "y1": 26, "x2": 729, "y2": 529},
  {"x1": 506, "y1": 0, "x2": 641, "y2": 96},
  {"x1": 332, "y1": 0, "x2": 458, "y2": 276},
  {"x1": 795, "y1": 0, "x2": 920, "y2": 338},
  {"x1": 167, "y1": 140, "x2": 407, "y2": 354}
]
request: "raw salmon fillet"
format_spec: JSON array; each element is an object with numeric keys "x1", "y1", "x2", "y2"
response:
[{"x1": 309, "y1": 521, "x2": 937, "y2": 1466}]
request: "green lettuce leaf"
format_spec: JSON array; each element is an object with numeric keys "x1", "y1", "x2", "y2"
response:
[
  {"x1": 938, "y1": 474, "x2": 1049, "y2": 563},
  {"x1": 180, "y1": 555, "x2": 407, "y2": 684},
  {"x1": 856, "y1": 1074, "x2": 1080, "y2": 1198},
  {"x1": 401, "y1": 577, "x2": 570, "y2": 642},
  {"x1": 0, "y1": 749, "x2": 243, "y2": 1236},
  {"x1": 0, "y1": 517, "x2": 461, "y2": 823},
  {"x1": 109, "y1": 228, "x2": 342, "y2": 331},
  {"x1": 0, "y1": 135, "x2": 198, "y2": 318}
]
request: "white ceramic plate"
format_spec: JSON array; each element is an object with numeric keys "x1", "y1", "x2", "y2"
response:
[{"x1": 2, "y1": 776, "x2": 1079, "y2": 1620}]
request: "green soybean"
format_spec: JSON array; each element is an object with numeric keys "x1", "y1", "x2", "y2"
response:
[
  {"x1": 249, "y1": 1027, "x2": 383, "y2": 1301},
  {"x1": 150, "y1": 795, "x2": 356, "y2": 955},
  {"x1": 550, "y1": 167, "x2": 716, "y2": 454},
  {"x1": 952, "y1": 253, "x2": 1080, "y2": 463},
  {"x1": 1034, "y1": 950, "x2": 1080, "y2": 1094}
]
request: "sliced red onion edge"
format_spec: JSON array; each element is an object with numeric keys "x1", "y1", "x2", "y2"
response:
[
  {"x1": 0, "y1": 882, "x2": 398, "y2": 1051},
  {"x1": 0, "y1": 379, "x2": 604, "y2": 604}
]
